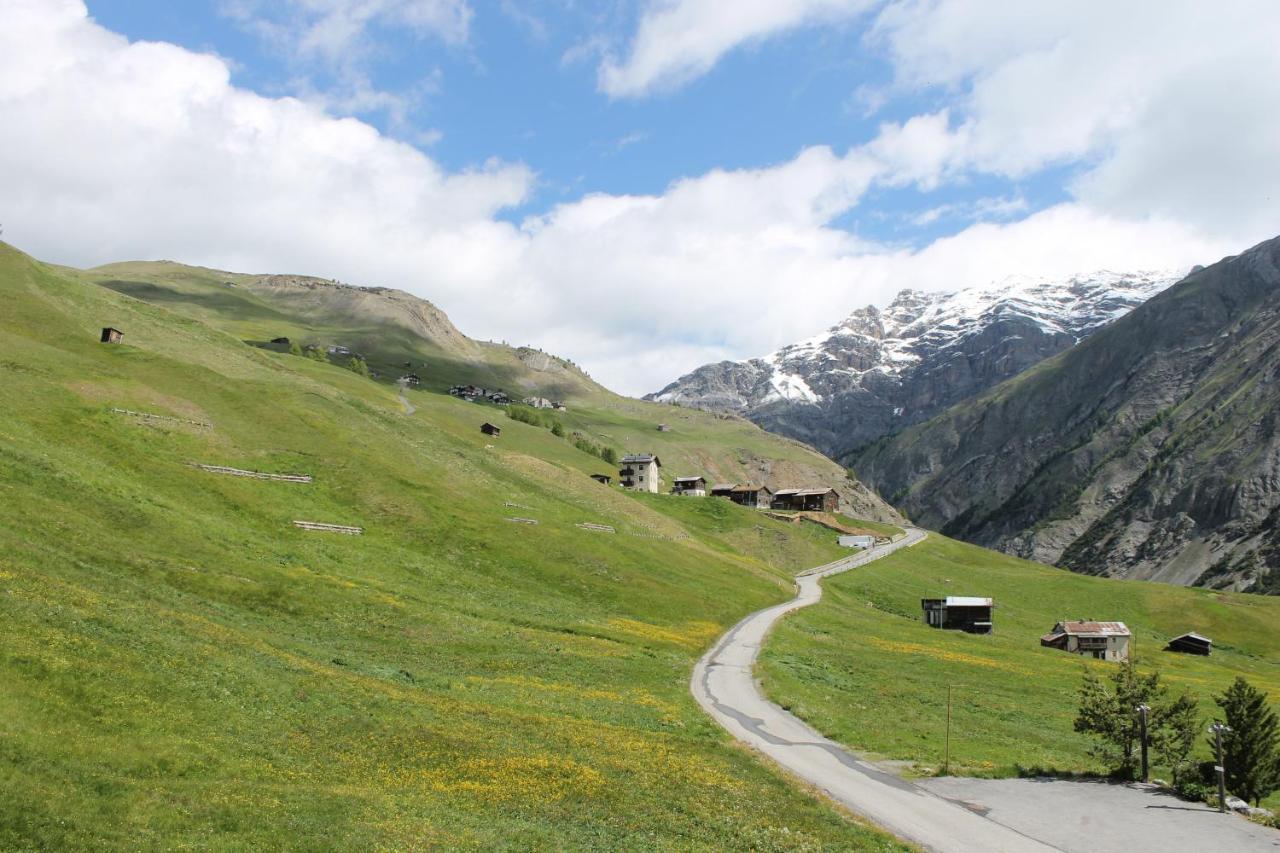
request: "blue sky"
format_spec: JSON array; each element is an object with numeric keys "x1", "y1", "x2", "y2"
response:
[
  {"x1": 83, "y1": 0, "x2": 1053, "y2": 244},
  {"x1": 4, "y1": 1, "x2": 1277, "y2": 393}
]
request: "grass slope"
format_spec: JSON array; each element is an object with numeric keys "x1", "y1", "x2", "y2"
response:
[
  {"x1": 66, "y1": 259, "x2": 898, "y2": 522},
  {"x1": 759, "y1": 534, "x2": 1280, "y2": 808},
  {"x1": 0, "y1": 243, "x2": 902, "y2": 850}
]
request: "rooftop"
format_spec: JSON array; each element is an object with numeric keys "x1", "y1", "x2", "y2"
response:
[{"x1": 1057, "y1": 620, "x2": 1131, "y2": 637}]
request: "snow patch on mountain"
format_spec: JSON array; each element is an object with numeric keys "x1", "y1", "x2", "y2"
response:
[{"x1": 654, "y1": 270, "x2": 1181, "y2": 408}]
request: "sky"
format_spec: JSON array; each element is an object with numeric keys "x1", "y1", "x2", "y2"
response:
[{"x1": 2, "y1": 1, "x2": 1278, "y2": 395}]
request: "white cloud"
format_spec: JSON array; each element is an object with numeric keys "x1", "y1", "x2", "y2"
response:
[
  {"x1": 1, "y1": 0, "x2": 1276, "y2": 399},
  {"x1": 599, "y1": 0, "x2": 873, "y2": 98},
  {"x1": 869, "y1": 0, "x2": 1280, "y2": 240},
  {"x1": 220, "y1": 0, "x2": 470, "y2": 124},
  {"x1": 223, "y1": 0, "x2": 472, "y2": 59}
]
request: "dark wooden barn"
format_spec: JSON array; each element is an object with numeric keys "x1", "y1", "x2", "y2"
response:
[
  {"x1": 590, "y1": 473, "x2": 613, "y2": 485},
  {"x1": 921, "y1": 597, "x2": 995, "y2": 634},
  {"x1": 100, "y1": 327, "x2": 124, "y2": 344},
  {"x1": 1166, "y1": 631, "x2": 1212, "y2": 656},
  {"x1": 481, "y1": 422, "x2": 502, "y2": 437},
  {"x1": 771, "y1": 488, "x2": 840, "y2": 513}
]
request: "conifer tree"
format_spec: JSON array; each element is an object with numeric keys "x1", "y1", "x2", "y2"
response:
[{"x1": 1213, "y1": 677, "x2": 1280, "y2": 805}]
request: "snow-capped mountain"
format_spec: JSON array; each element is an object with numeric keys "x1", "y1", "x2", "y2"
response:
[{"x1": 647, "y1": 270, "x2": 1185, "y2": 460}]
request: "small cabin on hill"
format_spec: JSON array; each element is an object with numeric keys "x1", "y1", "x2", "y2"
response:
[
  {"x1": 711, "y1": 483, "x2": 773, "y2": 509},
  {"x1": 922, "y1": 597, "x2": 995, "y2": 634},
  {"x1": 400, "y1": 374, "x2": 421, "y2": 387},
  {"x1": 772, "y1": 488, "x2": 840, "y2": 513},
  {"x1": 590, "y1": 473, "x2": 613, "y2": 485},
  {"x1": 672, "y1": 476, "x2": 707, "y2": 496},
  {"x1": 100, "y1": 327, "x2": 124, "y2": 344},
  {"x1": 1041, "y1": 620, "x2": 1131, "y2": 662},
  {"x1": 1166, "y1": 632, "x2": 1212, "y2": 656},
  {"x1": 657, "y1": 423, "x2": 671, "y2": 432},
  {"x1": 481, "y1": 422, "x2": 502, "y2": 437},
  {"x1": 619, "y1": 454, "x2": 662, "y2": 493}
]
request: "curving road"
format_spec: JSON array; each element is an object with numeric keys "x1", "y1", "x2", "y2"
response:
[{"x1": 692, "y1": 529, "x2": 1058, "y2": 852}]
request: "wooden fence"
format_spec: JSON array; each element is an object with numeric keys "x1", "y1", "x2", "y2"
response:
[
  {"x1": 195, "y1": 464, "x2": 313, "y2": 483},
  {"x1": 292, "y1": 520, "x2": 363, "y2": 535}
]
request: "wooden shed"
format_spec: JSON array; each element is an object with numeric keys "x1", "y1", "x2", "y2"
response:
[
  {"x1": 922, "y1": 597, "x2": 995, "y2": 634},
  {"x1": 1166, "y1": 632, "x2": 1212, "y2": 656},
  {"x1": 590, "y1": 473, "x2": 613, "y2": 485},
  {"x1": 481, "y1": 422, "x2": 502, "y2": 437},
  {"x1": 100, "y1": 327, "x2": 124, "y2": 344},
  {"x1": 671, "y1": 476, "x2": 707, "y2": 496},
  {"x1": 771, "y1": 488, "x2": 840, "y2": 513}
]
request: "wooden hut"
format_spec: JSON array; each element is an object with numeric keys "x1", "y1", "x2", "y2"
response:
[
  {"x1": 922, "y1": 597, "x2": 994, "y2": 634},
  {"x1": 671, "y1": 476, "x2": 707, "y2": 496},
  {"x1": 590, "y1": 474, "x2": 613, "y2": 485},
  {"x1": 481, "y1": 422, "x2": 502, "y2": 437},
  {"x1": 1040, "y1": 621, "x2": 1131, "y2": 662},
  {"x1": 1166, "y1": 632, "x2": 1212, "y2": 656},
  {"x1": 100, "y1": 327, "x2": 124, "y2": 344},
  {"x1": 771, "y1": 488, "x2": 840, "y2": 513}
]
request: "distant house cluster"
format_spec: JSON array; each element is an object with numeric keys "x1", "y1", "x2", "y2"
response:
[
  {"x1": 450, "y1": 385, "x2": 511, "y2": 405},
  {"x1": 915, "y1": 603, "x2": 1214, "y2": 662},
  {"x1": 400, "y1": 374, "x2": 421, "y2": 387}
]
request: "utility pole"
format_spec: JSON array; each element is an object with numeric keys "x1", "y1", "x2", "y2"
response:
[
  {"x1": 1136, "y1": 703, "x2": 1151, "y2": 783},
  {"x1": 1211, "y1": 722, "x2": 1232, "y2": 813},
  {"x1": 943, "y1": 684, "x2": 952, "y2": 776}
]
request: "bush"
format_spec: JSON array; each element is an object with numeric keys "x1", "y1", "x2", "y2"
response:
[
  {"x1": 600, "y1": 446, "x2": 618, "y2": 465},
  {"x1": 550, "y1": 421, "x2": 565, "y2": 438},
  {"x1": 346, "y1": 356, "x2": 370, "y2": 378},
  {"x1": 305, "y1": 347, "x2": 328, "y2": 363},
  {"x1": 288, "y1": 341, "x2": 303, "y2": 356},
  {"x1": 506, "y1": 404, "x2": 550, "y2": 427}
]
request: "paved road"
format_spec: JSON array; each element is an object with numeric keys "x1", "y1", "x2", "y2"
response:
[
  {"x1": 921, "y1": 776, "x2": 1279, "y2": 852},
  {"x1": 691, "y1": 529, "x2": 1059, "y2": 852}
]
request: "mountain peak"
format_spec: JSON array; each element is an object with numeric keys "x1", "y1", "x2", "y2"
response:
[{"x1": 647, "y1": 268, "x2": 1184, "y2": 459}]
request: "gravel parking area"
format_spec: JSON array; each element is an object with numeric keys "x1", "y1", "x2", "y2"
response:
[{"x1": 919, "y1": 776, "x2": 1279, "y2": 853}]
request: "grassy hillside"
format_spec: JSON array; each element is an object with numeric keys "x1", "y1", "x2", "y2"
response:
[
  {"x1": 68, "y1": 259, "x2": 898, "y2": 522},
  {"x1": 759, "y1": 534, "x2": 1280, "y2": 808},
  {"x1": 0, "y1": 243, "x2": 903, "y2": 849}
]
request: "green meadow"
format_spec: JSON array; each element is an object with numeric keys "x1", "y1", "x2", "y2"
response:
[
  {"x1": 759, "y1": 534, "x2": 1280, "y2": 808},
  {"x1": 0, "y1": 243, "x2": 903, "y2": 850}
]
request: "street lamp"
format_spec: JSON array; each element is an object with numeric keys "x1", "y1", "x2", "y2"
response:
[
  {"x1": 1135, "y1": 704, "x2": 1151, "y2": 782},
  {"x1": 1210, "y1": 722, "x2": 1233, "y2": 813}
]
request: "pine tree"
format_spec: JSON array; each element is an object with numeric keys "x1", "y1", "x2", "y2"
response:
[
  {"x1": 1074, "y1": 660, "x2": 1166, "y2": 779},
  {"x1": 1213, "y1": 677, "x2": 1280, "y2": 805},
  {"x1": 1153, "y1": 691, "x2": 1200, "y2": 785}
]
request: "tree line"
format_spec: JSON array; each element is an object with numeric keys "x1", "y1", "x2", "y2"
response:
[{"x1": 1075, "y1": 661, "x2": 1279, "y2": 807}]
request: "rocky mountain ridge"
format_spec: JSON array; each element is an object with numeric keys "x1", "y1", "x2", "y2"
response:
[
  {"x1": 853, "y1": 235, "x2": 1280, "y2": 592},
  {"x1": 648, "y1": 271, "x2": 1181, "y2": 459}
]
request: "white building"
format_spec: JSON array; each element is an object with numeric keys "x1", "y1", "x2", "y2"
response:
[
  {"x1": 619, "y1": 454, "x2": 662, "y2": 493},
  {"x1": 838, "y1": 534, "x2": 875, "y2": 549},
  {"x1": 1040, "y1": 621, "x2": 1131, "y2": 662}
]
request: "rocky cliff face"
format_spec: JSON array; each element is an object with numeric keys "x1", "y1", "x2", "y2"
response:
[
  {"x1": 853, "y1": 236, "x2": 1280, "y2": 592},
  {"x1": 649, "y1": 272, "x2": 1179, "y2": 460}
]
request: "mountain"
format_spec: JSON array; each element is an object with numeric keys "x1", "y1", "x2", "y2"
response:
[
  {"x1": 648, "y1": 271, "x2": 1181, "y2": 460},
  {"x1": 64, "y1": 256, "x2": 900, "y2": 523},
  {"x1": 853, "y1": 235, "x2": 1280, "y2": 593}
]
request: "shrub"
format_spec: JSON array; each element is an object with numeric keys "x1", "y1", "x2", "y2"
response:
[{"x1": 346, "y1": 357, "x2": 370, "y2": 378}]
